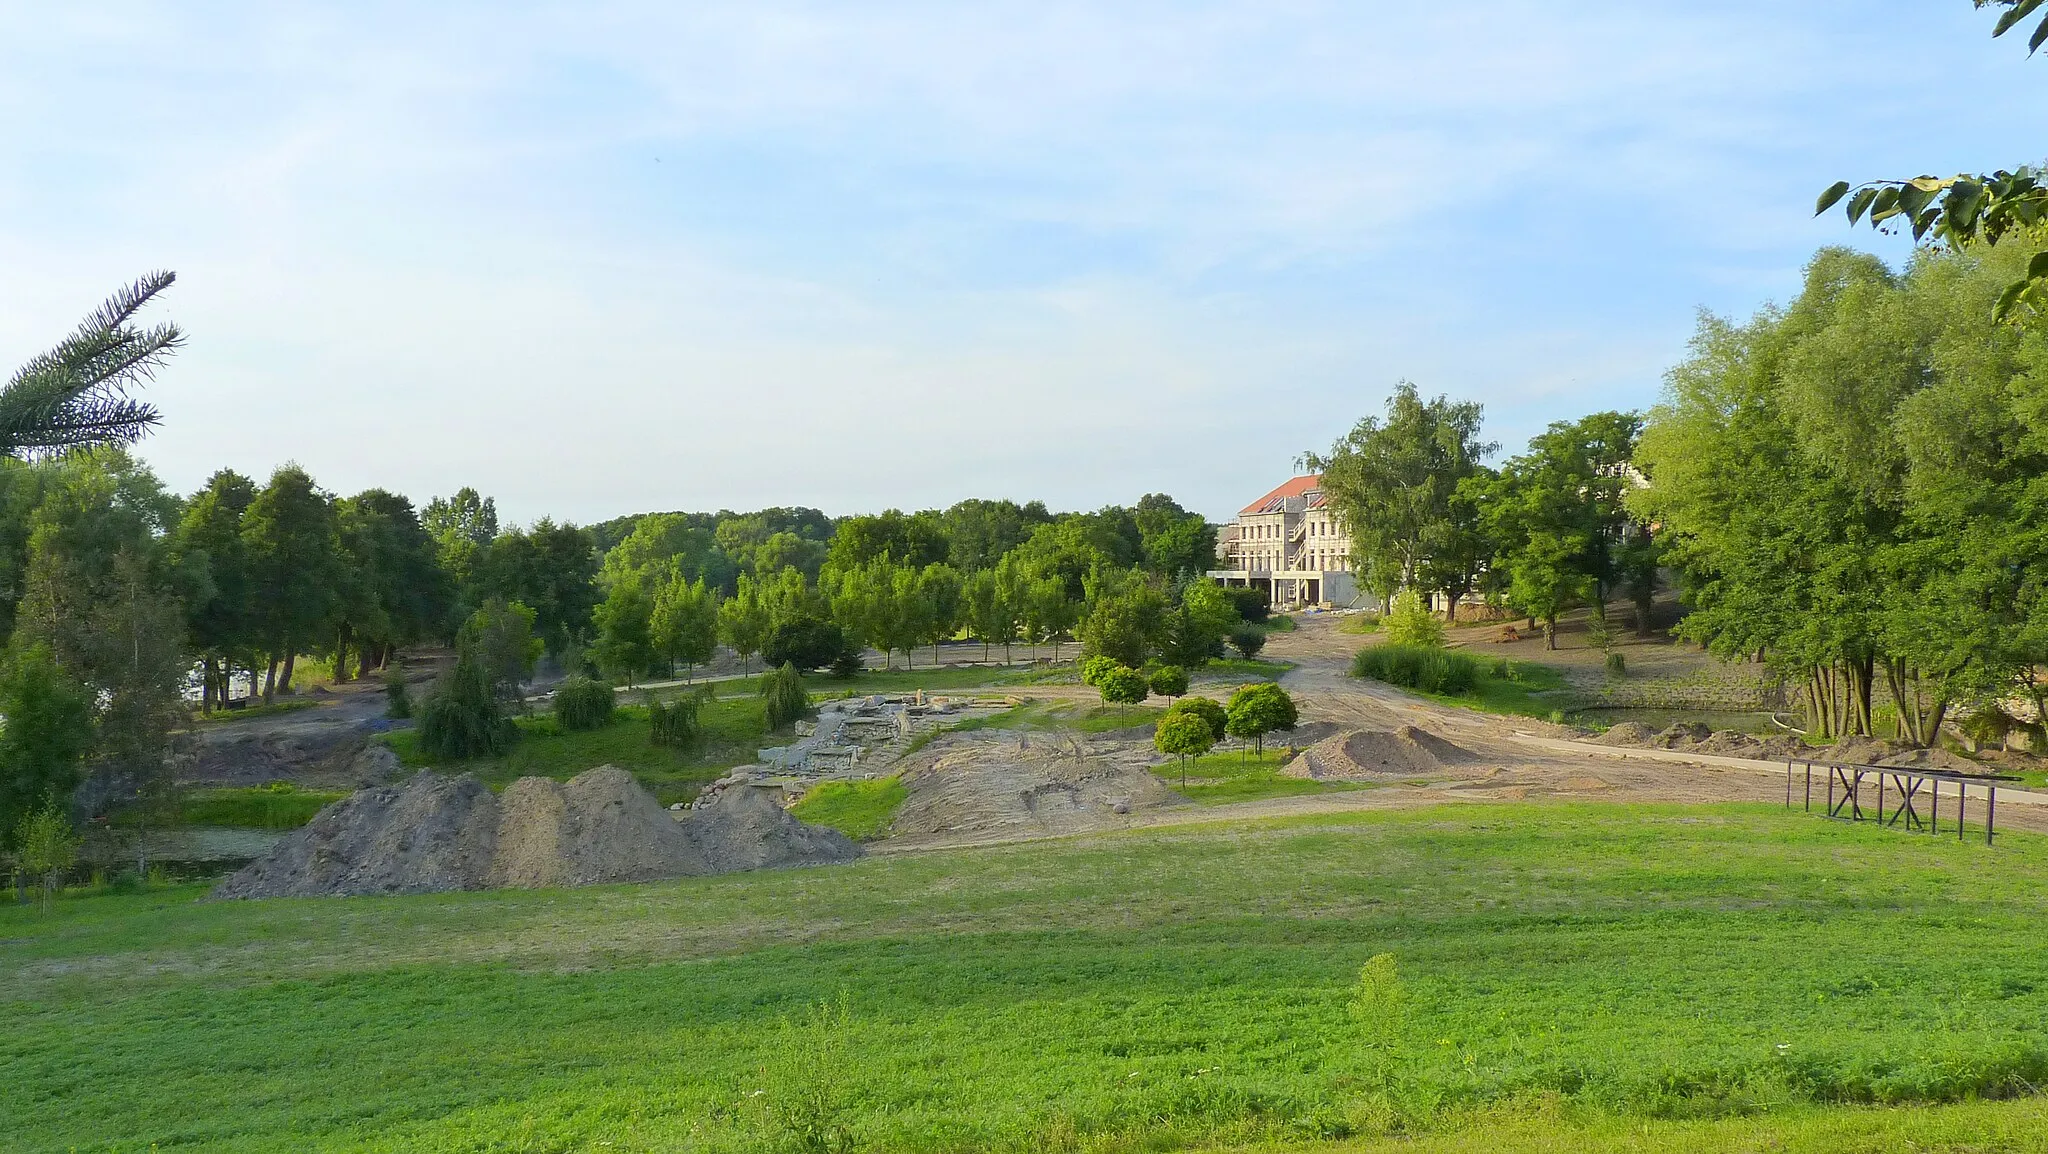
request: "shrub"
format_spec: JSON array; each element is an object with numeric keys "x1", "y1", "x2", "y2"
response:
[
  {"x1": 417, "y1": 658, "x2": 517, "y2": 761},
  {"x1": 1079, "y1": 655, "x2": 1123, "y2": 687},
  {"x1": 1228, "y1": 628, "x2": 1267, "y2": 660},
  {"x1": 1350, "y1": 644, "x2": 1479, "y2": 695},
  {"x1": 648, "y1": 688, "x2": 708, "y2": 747},
  {"x1": 1098, "y1": 665, "x2": 1150, "y2": 719},
  {"x1": 1605, "y1": 650, "x2": 1628, "y2": 677},
  {"x1": 1220, "y1": 584, "x2": 1270, "y2": 623},
  {"x1": 1225, "y1": 682, "x2": 1297, "y2": 755},
  {"x1": 382, "y1": 669, "x2": 412, "y2": 719},
  {"x1": 553, "y1": 676, "x2": 616, "y2": 732},
  {"x1": 761, "y1": 662, "x2": 811, "y2": 730},
  {"x1": 763, "y1": 616, "x2": 852, "y2": 673},
  {"x1": 1149, "y1": 665, "x2": 1190, "y2": 700},
  {"x1": 1166, "y1": 695, "x2": 1229, "y2": 743},
  {"x1": 1384, "y1": 589, "x2": 1445, "y2": 648},
  {"x1": 829, "y1": 648, "x2": 864, "y2": 679}
]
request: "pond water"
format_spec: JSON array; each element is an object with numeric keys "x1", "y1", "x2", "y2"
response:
[{"x1": 1565, "y1": 707, "x2": 1796, "y2": 736}]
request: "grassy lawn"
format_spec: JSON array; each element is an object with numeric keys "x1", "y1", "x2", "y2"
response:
[
  {"x1": 1356, "y1": 655, "x2": 1574, "y2": 722},
  {"x1": 175, "y1": 785, "x2": 351, "y2": 829},
  {"x1": 1155, "y1": 747, "x2": 1372, "y2": 804},
  {"x1": 1198, "y1": 657, "x2": 1294, "y2": 681},
  {"x1": 9, "y1": 804, "x2": 2048, "y2": 1152},
  {"x1": 789, "y1": 776, "x2": 909, "y2": 840},
  {"x1": 381, "y1": 698, "x2": 772, "y2": 804}
]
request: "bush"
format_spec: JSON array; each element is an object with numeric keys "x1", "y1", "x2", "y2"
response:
[
  {"x1": 1079, "y1": 655, "x2": 1123, "y2": 687},
  {"x1": 762, "y1": 662, "x2": 811, "y2": 730},
  {"x1": 764, "y1": 616, "x2": 853, "y2": 673},
  {"x1": 648, "y1": 688, "x2": 707, "y2": 747},
  {"x1": 1228, "y1": 629, "x2": 1266, "y2": 660},
  {"x1": 1224, "y1": 682, "x2": 1298, "y2": 755},
  {"x1": 1384, "y1": 589, "x2": 1445, "y2": 648},
  {"x1": 1221, "y1": 585, "x2": 1270, "y2": 623},
  {"x1": 829, "y1": 649, "x2": 864, "y2": 679},
  {"x1": 382, "y1": 669, "x2": 412, "y2": 719},
  {"x1": 553, "y1": 676, "x2": 616, "y2": 732},
  {"x1": 1350, "y1": 644, "x2": 1479, "y2": 695},
  {"x1": 1149, "y1": 665, "x2": 1190, "y2": 700},
  {"x1": 1605, "y1": 651, "x2": 1627, "y2": 677},
  {"x1": 1165, "y1": 695, "x2": 1229, "y2": 743},
  {"x1": 1098, "y1": 665, "x2": 1150, "y2": 718},
  {"x1": 417, "y1": 659, "x2": 517, "y2": 761}
]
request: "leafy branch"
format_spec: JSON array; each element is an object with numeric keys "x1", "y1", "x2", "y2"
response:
[{"x1": 0, "y1": 271, "x2": 182, "y2": 458}]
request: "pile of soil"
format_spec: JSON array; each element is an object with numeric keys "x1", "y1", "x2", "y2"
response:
[
  {"x1": 1593, "y1": 722, "x2": 1656, "y2": 746},
  {"x1": 212, "y1": 765, "x2": 859, "y2": 899},
  {"x1": 1285, "y1": 726, "x2": 1477, "y2": 780},
  {"x1": 891, "y1": 731, "x2": 1182, "y2": 840},
  {"x1": 1648, "y1": 722, "x2": 1713, "y2": 749}
]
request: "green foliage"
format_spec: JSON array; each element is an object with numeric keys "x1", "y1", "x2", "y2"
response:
[
  {"x1": 1076, "y1": 580, "x2": 1162, "y2": 668},
  {"x1": 0, "y1": 644, "x2": 94, "y2": 849},
  {"x1": 761, "y1": 662, "x2": 811, "y2": 731},
  {"x1": 1165, "y1": 694, "x2": 1229, "y2": 743},
  {"x1": 459, "y1": 597, "x2": 543, "y2": 700},
  {"x1": 1224, "y1": 682, "x2": 1296, "y2": 754},
  {"x1": 591, "y1": 575, "x2": 657, "y2": 686},
  {"x1": 0, "y1": 271, "x2": 180, "y2": 458},
  {"x1": 1349, "y1": 953, "x2": 1406, "y2": 1051},
  {"x1": 383, "y1": 669, "x2": 412, "y2": 719},
  {"x1": 763, "y1": 615, "x2": 853, "y2": 673},
  {"x1": 1077, "y1": 655, "x2": 1121, "y2": 687},
  {"x1": 647, "y1": 688, "x2": 708, "y2": 748},
  {"x1": 1096, "y1": 665, "x2": 1149, "y2": 718},
  {"x1": 1219, "y1": 584, "x2": 1270, "y2": 623},
  {"x1": 1350, "y1": 644, "x2": 1480, "y2": 695},
  {"x1": 788, "y1": 777, "x2": 907, "y2": 841},
  {"x1": 417, "y1": 657, "x2": 516, "y2": 761},
  {"x1": 717, "y1": 574, "x2": 771, "y2": 674},
  {"x1": 1151, "y1": 709, "x2": 1215, "y2": 785},
  {"x1": 1606, "y1": 650, "x2": 1628, "y2": 677},
  {"x1": 1383, "y1": 588, "x2": 1445, "y2": 648},
  {"x1": 11, "y1": 798, "x2": 79, "y2": 912},
  {"x1": 650, "y1": 573, "x2": 719, "y2": 677},
  {"x1": 1227, "y1": 627, "x2": 1266, "y2": 660},
  {"x1": 553, "y1": 676, "x2": 616, "y2": 732},
  {"x1": 1147, "y1": 665, "x2": 1189, "y2": 700}
]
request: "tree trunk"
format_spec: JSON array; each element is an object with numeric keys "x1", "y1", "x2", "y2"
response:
[
  {"x1": 263, "y1": 656, "x2": 279, "y2": 705},
  {"x1": 1444, "y1": 594, "x2": 1459, "y2": 625},
  {"x1": 279, "y1": 652, "x2": 297, "y2": 695},
  {"x1": 1544, "y1": 617, "x2": 1557, "y2": 650},
  {"x1": 334, "y1": 624, "x2": 352, "y2": 683},
  {"x1": 201, "y1": 657, "x2": 219, "y2": 715}
]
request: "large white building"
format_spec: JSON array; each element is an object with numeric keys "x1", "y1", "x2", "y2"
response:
[{"x1": 1207, "y1": 475, "x2": 1361, "y2": 608}]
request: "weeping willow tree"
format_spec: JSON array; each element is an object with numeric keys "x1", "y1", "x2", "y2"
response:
[
  {"x1": 1636, "y1": 241, "x2": 2048, "y2": 745},
  {"x1": 1, "y1": 272, "x2": 181, "y2": 459}
]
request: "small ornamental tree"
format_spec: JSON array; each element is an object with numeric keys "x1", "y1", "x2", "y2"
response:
[
  {"x1": 1225, "y1": 682, "x2": 1298, "y2": 757},
  {"x1": 1153, "y1": 710, "x2": 1216, "y2": 788},
  {"x1": 761, "y1": 662, "x2": 811, "y2": 730},
  {"x1": 15, "y1": 799, "x2": 80, "y2": 914},
  {"x1": 1166, "y1": 695, "x2": 1228, "y2": 744},
  {"x1": 1228, "y1": 628, "x2": 1267, "y2": 660},
  {"x1": 1097, "y1": 665, "x2": 1150, "y2": 722},
  {"x1": 1149, "y1": 665, "x2": 1190, "y2": 702},
  {"x1": 1079, "y1": 655, "x2": 1123, "y2": 687}
]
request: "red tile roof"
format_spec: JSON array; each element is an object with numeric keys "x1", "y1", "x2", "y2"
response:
[{"x1": 1240, "y1": 475, "x2": 1325, "y2": 515}]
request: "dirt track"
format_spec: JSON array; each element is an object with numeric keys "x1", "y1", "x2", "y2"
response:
[{"x1": 876, "y1": 615, "x2": 2048, "y2": 850}]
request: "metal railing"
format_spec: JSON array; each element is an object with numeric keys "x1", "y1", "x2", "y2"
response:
[{"x1": 1786, "y1": 760, "x2": 2019, "y2": 844}]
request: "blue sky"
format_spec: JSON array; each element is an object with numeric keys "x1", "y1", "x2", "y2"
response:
[{"x1": 0, "y1": 2, "x2": 2038, "y2": 524}]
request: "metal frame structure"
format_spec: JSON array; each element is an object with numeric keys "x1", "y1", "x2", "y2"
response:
[{"x1": 1785, "y1": 760, "x2": 2017, "y2": 844}]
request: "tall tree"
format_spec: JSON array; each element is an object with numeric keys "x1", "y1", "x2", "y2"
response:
[
  {"x1": 171, "y1": 469, "x2": 257, "y2": 711},
  {"x1": 1311, "y1": 383, "x2": 1495, "y2": 606},
  {"x1": 241, "y1": 465, "x2": 342, "y2": 701},
  {"x1": 651, "y1": 573, "x2": 719, "y2": 681}
]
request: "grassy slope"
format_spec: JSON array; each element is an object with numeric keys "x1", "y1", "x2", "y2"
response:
[
  {"x1": 8, "y1": 804, "x2": 2048, "y2": 1152},
  {"x1": 789, "y1": 776, "x2": 909, "y2": 840},
  {"x1": 1353, "y1": 657, "x2": 1573, "y2": 721}
]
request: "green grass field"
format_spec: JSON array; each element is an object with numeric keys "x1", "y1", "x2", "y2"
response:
[
  {"x1": 175, "y1": 785, "x2": 352, "y2": 829},
  {"x1": 788, "y1": 776, "x2": 908, "y2": 840},
  {"x1": 8, "y1": 803, "x2": 2048, "y2": 1152}
]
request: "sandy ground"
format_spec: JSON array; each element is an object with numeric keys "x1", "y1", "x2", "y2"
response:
[{"x1": 875, "y1": 614, "x2": 2048, "y2": 850}]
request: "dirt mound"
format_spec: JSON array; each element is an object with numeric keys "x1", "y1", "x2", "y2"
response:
[
  {"x1": 1877, "y1": 746, "x2": 1974, "y2": 771},
  {"x1": 1593, "y1": 722, "x2": 1655, "y2": 746},
  {"x1": 688, "y1": 783, "x2": 862, "y2": 871},
  {"x1": 1695, "y1": 730, "x2": 1766, "y2": 757},
  {"x1": 1286, "y1": 726, "x2": 1476, "y2": 779},
  {"x1": 1760, "y1": 734, "x2": 1819, "y2": 760},
  {"x1": 892, "y1": 731, "x2": 1182, "y2": 840},
  {"x1": 1649, "y1": 722, "x2": 1713, "y2": 749},
  {"x1": 211, "y1": 771, "x2": 499, "y2": 899},
  {"x1": 214, "y1": 765, "x2": 859, "y2": 899}
]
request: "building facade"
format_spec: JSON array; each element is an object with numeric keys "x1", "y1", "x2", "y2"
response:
[{"x1": 1207, "y1": 475, "x2": 1361, "y2": 608}]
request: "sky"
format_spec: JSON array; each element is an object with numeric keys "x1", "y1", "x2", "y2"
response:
[{"x1": 0, "y1": 2, "x2": 2038, "y2": 526}]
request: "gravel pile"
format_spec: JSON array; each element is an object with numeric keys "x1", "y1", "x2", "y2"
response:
[
  {"x1": 1285, "y1": 726, "x2": 1477, "y2": 779},
  {"x1": 212, "y1": 765, "x2": 859, "y2": 900}
]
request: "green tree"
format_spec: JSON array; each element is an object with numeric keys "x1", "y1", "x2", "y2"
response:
[
  {"x1": 460, "y1": 598, "x2": 543, "y2": 702},
  {"x1": 1, "y1": 272, "x2": 181, "y2": 458},
  {"x1": 332, "y1": 489, "x2": 451, "y2": 682},
  {"x1": 761, "y1": 662, "x2": 811, "y2": 730},
  {"x1": 1310, "y1": 383, "x2": 1494, "y2": 606},
  {"x1": 470, "y1": 519, "x2": 599, "y2": 659},
  {"x1": 13, "y1": 799, "x2": 80, "y2": 914},
  {"x1": 591, "y1": 576, "x2": 656, "y2": 686},
  {"x1": 0, "y1": 646, "x2": 94, "y2": 851},
  {"x1": 1225, "y1": 682, "x2": 1297, "y2": 756},
  {"x1": 1383, "y1": 588, "x2": 1446, "y2": 649},
  {"x1": 918, "y1": 563, "x2": 965, "y2": 666},
  {"x1": 423, "y1": 487, "x2": 498, "y2": 594},
  {"x1": 1078, "y1": 576, "x2": 1164, "y2": 669},
  {"x1": 1097, "y1": 664, "x2": 1150, "y2": 722},
  {"x1": 963, "y1": 568, "x2": 1016, "y2": 662},
  {"x1": 170, "y1": 469, "x2": 256, "y2": 712},
  {"x1": 718, "y1": 574, "x2": 770, "y2": 676},
  {"x1": 241, "y1": 465, "x2": 342, "y2": 701},
  {"x1": 1149, "y1": 665, "x2": 1190, "y2": 702},
  {"x1": 651, "y1": 573, "x2": 719, "y2": 680},
  {"x1": 1228, "y1": 627, "x2": 1267, "y2": 660},
  {"x1": 1153, "y1": 708, "x2": 1215, "y2": 788},
  {"x1": 417, "y1": 656, "x2": 515, "y2": 760},
  {"x1": 1165, "y1": 694, "x2": 1229, "y2": 744},
  {"x1": 1133, "y1": 493, "x2": 1218, "y2": 579}
]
